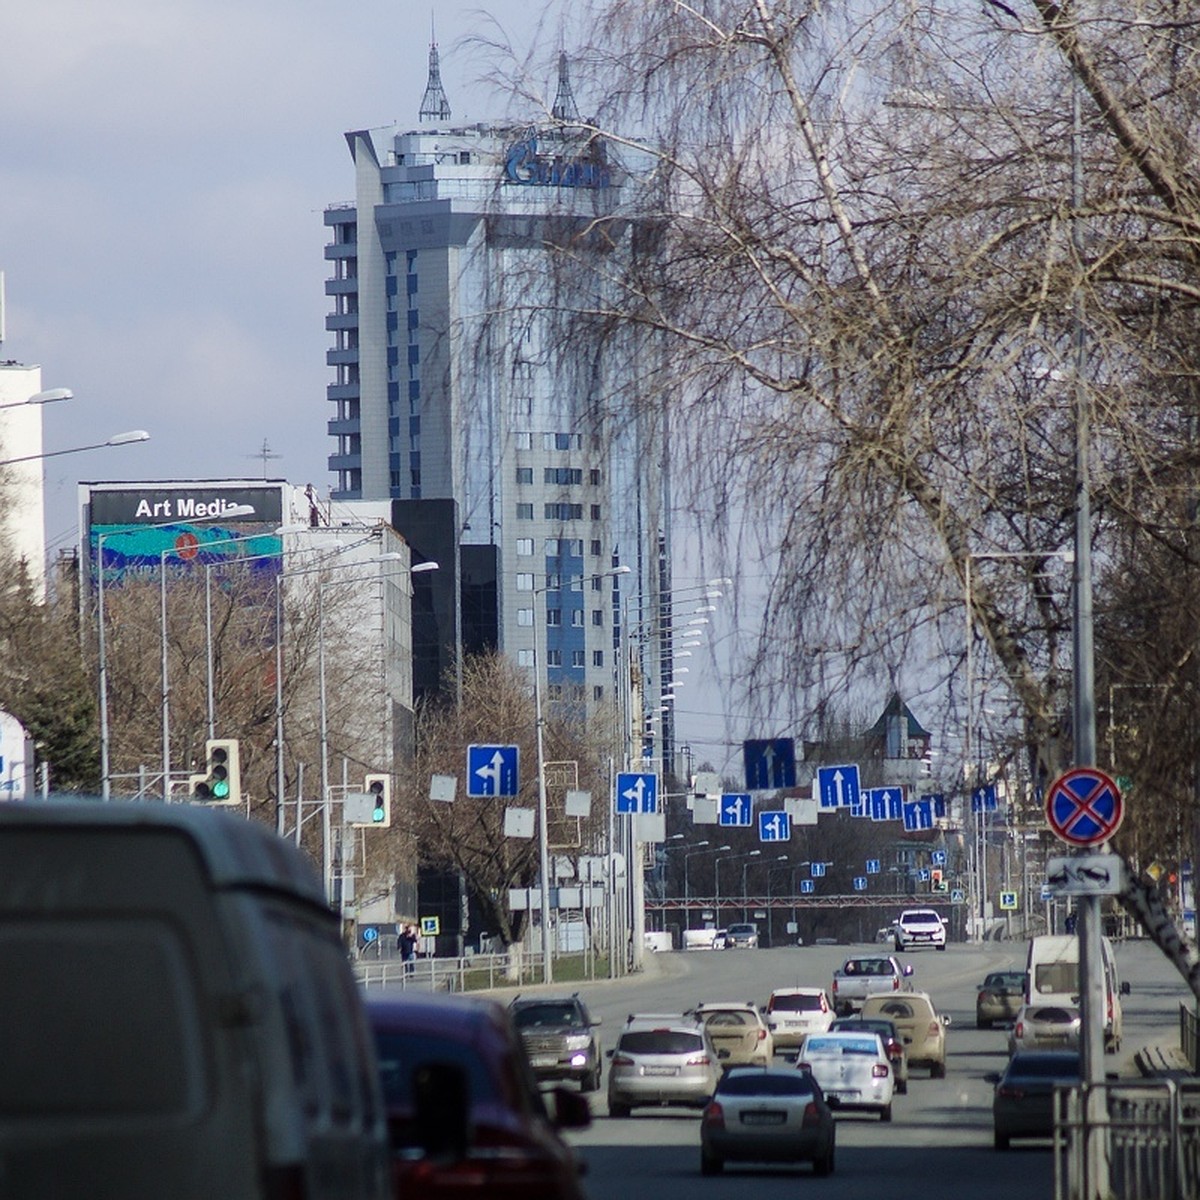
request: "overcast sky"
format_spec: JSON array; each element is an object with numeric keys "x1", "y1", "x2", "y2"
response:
[
  {"x1": 1, "y1": 0, "x2": 566, "y2": 557},
  {"x1": 0, "y1": 2, "x2": 761, "y2": 775}
]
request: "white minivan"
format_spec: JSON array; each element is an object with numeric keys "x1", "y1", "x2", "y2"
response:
[{"x1": 1025, "y1": 933, "x2": 1129, "y2": 1052}]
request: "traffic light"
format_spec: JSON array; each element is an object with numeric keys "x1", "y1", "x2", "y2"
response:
[
  {"x1": 364, "y1": 774, "x2": 391, "y2": 828},
  {"x1": 930, "y1": 868, "x2": 947, "y2": 893},
  {"x1": 190, "y1": 739, "x2": 241, "y2": 805}
]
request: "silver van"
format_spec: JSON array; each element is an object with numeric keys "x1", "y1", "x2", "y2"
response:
[{"x1": 0, "y1": 801, "x2": 389, "y2": 1200}]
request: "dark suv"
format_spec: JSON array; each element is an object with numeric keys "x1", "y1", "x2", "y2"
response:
[{"x1": 509, "y1": 995, "x2": 603, "y2": 1092}]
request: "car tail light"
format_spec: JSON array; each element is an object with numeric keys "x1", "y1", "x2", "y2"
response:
[
  {"x1": 264, "y1": 1165, "x2": 307, "y2": 1200},
  {"x1": 611, "y1": 1054, "x2": 635, "y2": 1067},
  {"x1": 687, "y1": 1054, "x2": 713, "y2": 1066},
  {"x1": 997, "y1": 1084, "x2": 1025, "y2": 1100},
  {"x1": 701, "y1": 1101, "x2": 724, "y2": 1129},
  {"x1": 798, "y1": 1062, "x2": 811, "y2": 1073},
  {"x1": 891, "y1": 977, "x2": 900, "y2": 991},
  {"x1": 928, "y1": 1022, "x2": 940, "y2": 1038},
  {"x1": 1014, "y1": 1021, "x2": 1025, "y2": 1041},
  {"x1": 757, "y1": 1028, "x2": 768, "y2": 1042},
  {"x1": 820, "y1": 994, "x2": 828, "y2": 1012},
  {"x1": 802, "y1": 1101, "x2": 821, "y2": 1126},
  {"x1": 872, "y1": 1063, "x2": 889, "y2": 1079}
]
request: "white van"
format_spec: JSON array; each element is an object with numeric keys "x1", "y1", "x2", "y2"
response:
[
  {"x1": 1024, "y1": 933, "x2": 1129, "y2": 1052},
  {"x1": 0, "y1": 801, "x2": 390, "y2": 1200}
]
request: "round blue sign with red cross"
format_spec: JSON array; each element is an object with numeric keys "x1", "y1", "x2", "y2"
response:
[{"x1": 1045, "y1": 767, "x2": 1124, "y2": 847}]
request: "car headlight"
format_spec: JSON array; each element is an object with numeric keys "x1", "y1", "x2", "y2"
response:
[{"x1": 564, "y1": 1035, "x2": 592, "y2": 1051}]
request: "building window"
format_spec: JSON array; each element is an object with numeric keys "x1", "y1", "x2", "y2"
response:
[
  {"x1": 516, "y1": 467, "x2": 533, "y2": 484},
  {"x1": 544, "y1": 503, "x2": 583, "y2": 520},
  {"x1": 547, "y1": 609, "x2": 562, "y2": 626},
  {"x1": 572, "y1": 650, "x2": 586, "y2": 668},
  {"x1": 570, "y1": 610, "x2": 583, "y2": 627},
  {"x1": 515, "y1": 431, "x2": 533, "y2": 450},
  {"x1": 590, "y1": 539, "x2": 602, "y2": 556},
  {"x1": 593, "y1": 685, "x2": 604, "y2": 701},
  {"x1": 593, "y1": 650, "x2": 604, "y2": 667},
  {"x1": 518, "y1": 649, "x2": 534, "y2": 667},
  {"x1": 516, "y1": 503, "x2": 534, "y2": 519},
  {"x1": 546, "y1": 573, "x2": 561, "y2": 590},
  {"x1": 517, "y1": 608, "x2": 534, "y2": 626},
  {"x1": 516, "y1": 538, "x2": 534, "y2": 556},
  {"x1": 544, "y1": 467, "x2": 583, "y2": 485},
  {"x1": 547, "y1": 650, "x2": 562, "y2": 667},
  {"x1": 517, "y1": 574, "x2": 534, "y2": 591},
  {"x1": 592, "y1": 610, "x2": 604, "y2": 626},
  {"x1": 590, "y1": 504, "x2": 602, "y2": 520},
  {"x1": 590, "y1": 468, "x2": 601, "y2": 485},
  {"x1": 548, "y1": 683, "x2": 563, "y2": 699},
  {"x1": 591, "y1": 577, "x2": 603, "y2": 591}
]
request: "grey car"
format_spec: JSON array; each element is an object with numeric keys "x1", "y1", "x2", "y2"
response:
[
  {"x1": 607, "y1": 1015, "x2": 722, "y2": 1117},
  {"x1": 700, "y1": 1066, "x2": 835, "y2": 1176},
  {"x1": 509, "y1": 994, "x2": 603, "y2": 1091}
]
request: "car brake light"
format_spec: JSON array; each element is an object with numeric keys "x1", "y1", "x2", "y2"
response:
[
  {"x1": 758, "y1": 1028, "x2": 768, "y2": 1041},
  {"x1": 687, "y1": 1055, "x2": 713, "y2": 1066},
  {"x1": 1014, "y1": 1022, "x2": 1024, "y2": 1040},
  {"x1": 802, "y1": 1101, "x2": 820, "y2": 1126},
  {"x1": 820, "y1": 995, "x2": 828, "y2": 1011},
  {"x1": 997, "y1": 1084, "x2": 1025, "y2": 1100},
  {"x1": 872, "y1": 1063, "x2": 889, "y2": 1078},
  {"x1": 701, "y1": 1101, "x2": 724, "y2": 1129},
  {"x1": 798, "y1": 1062, "x2": 811, "y2": 1073},
  {"x1": 928, "y1": 1023, "x2": 940, "y2": 1037},
  {"x1": 892, "y1": 978, "x2": 900, "y2": 990},
  {"x1": 611, "y1": 1054, "x2": 635, "y2": 1067}
]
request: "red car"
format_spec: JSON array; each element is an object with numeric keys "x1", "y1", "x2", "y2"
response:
[{"x1": 366, "y1": 994, "x2": 590, "y2": 1199}]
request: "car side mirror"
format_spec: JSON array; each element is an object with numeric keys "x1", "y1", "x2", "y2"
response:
[
  {"x1": 551, "y1": 1086, "x2": 592, "y2": 1130},
  {"x1": 941, "y1": 1015, "x2": 952, "y2": 1026},
  {"x1": 1120, "y1": 982, "x2": 1131, "y2": 996},
  {"x1": 412, "y1": 1062, "x2": 471, "y2": 1162},
  {"x1": 592, "y1": 1017, "x2": 603, "y2": 1026},
  {"x1": 984, "y1": 1071, "x2": 1001, "y2": 1085},
  {"x1": 903, "y1": 964, "x2": 914, "y2": 977}
]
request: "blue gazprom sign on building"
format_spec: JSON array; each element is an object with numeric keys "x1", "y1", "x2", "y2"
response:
[{"x1": 504, "y1": 137, "x2": 612, "y2": 189}]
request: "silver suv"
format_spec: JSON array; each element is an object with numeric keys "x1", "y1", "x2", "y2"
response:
[
  {"x1": 894, "y1": 908, "x2": 947, "y2": 951},
  {"x1": 607, "y1": 1014, "x2": 722, "y2": 1117}
]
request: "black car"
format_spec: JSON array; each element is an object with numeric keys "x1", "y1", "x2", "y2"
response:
[
  {"x1": 509, "y1": 994, "x2": 603, "y2": 1091},
  {"x1": 986, "y1": 1050, "x2": 1081, "y2": 1149}
]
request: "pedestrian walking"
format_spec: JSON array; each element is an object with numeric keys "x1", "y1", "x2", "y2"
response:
[{"x1": 398, "y1": 923, "x2": 418, "y2": 976}]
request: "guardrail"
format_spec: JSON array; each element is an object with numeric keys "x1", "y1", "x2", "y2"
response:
[
  {"x1": 1055, "y1": 1080, "x2": 1200, "y2": 1200},
  {"x1": 355, "y1": 948, "x2": 616, "y2": 993},
  {"x1": 1182, "y1": 1002, "x2": 1200, "y2": 1074}
]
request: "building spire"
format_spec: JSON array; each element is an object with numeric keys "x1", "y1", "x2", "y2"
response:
[
  {"x1": 551, "y1": 51, "x2": 579, "y2": 123},
  {"x1": 419, "y1": 22, "x2": 451, "y2": 123}
]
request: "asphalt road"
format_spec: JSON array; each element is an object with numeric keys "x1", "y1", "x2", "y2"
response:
[{"x1": 492, "y1": 937, "x2": 1194, "y2": 1200}]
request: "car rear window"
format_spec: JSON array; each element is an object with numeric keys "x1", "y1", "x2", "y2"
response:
[
  {"x1": 719, "y1": 1074, "x2": 816, "y2": 1097},
  {"x1": 1027, "y1": 1006, "x2": 1077, "y2": 1022},
  {"x1": 805, "y1": 1036, "x2": 878, "y2": 1056},
  {"x1": 373, "y1": 1029, "x2": 499, "y2": 1106},
  {"x1": 620, "y1": 1030, "x2": 704, "y2": 1054},
  {"x1": 704, "y1": 1011, "x2": 750, "y2": 1026},
  {"x1": 1010, "y1": 1053, "x2": 1081, "y2": 1078},
  {"x1": 772, "y1": 993, "x2": 823, "y2": 1012}
]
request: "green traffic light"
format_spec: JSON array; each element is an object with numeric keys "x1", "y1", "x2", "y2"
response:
[{"x1": 212, "y1": 779, "x2": 230, "y2": 799}]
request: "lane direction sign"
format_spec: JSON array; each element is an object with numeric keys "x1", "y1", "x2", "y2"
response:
[
  {"x1": 616, "y1": 771, "x2": 659, "y2": 814},
  {"x1": 758, "y1": 810, "x2": 791, "y2": 842},
  {"x1": 817, "y1": 763, "x2": 861, "y2": 809},
  {"x1": 466, "y1": 744, "x2": 519, "y2": 796},
  {"x1": 743, "y1": 738, "x2": 797, "y2": 790},
  {"x1": 1045, "y1": 767, "x2": 1124, "y2": 847},
  {"x1": 720, "y1": 793, "x2": 753, "y2": 827}
]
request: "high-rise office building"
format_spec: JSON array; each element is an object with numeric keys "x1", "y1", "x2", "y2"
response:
[{"x1": 324, "y1": 46, "x2": 679, "y2": 770}]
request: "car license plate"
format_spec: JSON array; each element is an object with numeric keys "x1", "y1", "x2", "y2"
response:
[
  {"x1": 644, "y1": 1066, "x2": 679, "y2": 1076},
  {"x1": 531, "y1": 1055, "x2": 559, "y2": 1067},
  {"x1": 741, "y1": 1111, "x2": 785, "y2": 1125},
  {"x1": 828, "y1": 1090, "x2": 859, "y2": 1103}
]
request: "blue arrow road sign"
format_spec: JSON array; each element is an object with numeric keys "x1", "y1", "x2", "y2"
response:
[
  {"x1": 720, "y1": 793, "x2": 753, "y2": 827},
  {"x1": 758, "y1": 810, "x2": 791, "y2": 842},
  {"x1": 817, "y1": 764, "x2": 861, "y2": 809},
  {"x1": 810, "y1": 862, "x2": 826, "y2": 878},
  {"x1": 467, "y1": 744, "x2": 520, "y2": 796},
  {"x1": 921, "y1": 792, "x2": 947, "y2": 819},
  {"x1": 616, "y1": 772, "x2": 658, "y2": 814},
  {"x1": 903, "y1": 799, "x2": 933, "y2": 830},
  {"x1": 853, "y1": 876, "x2": 867, "y2": 891},
  {"x1": 867, "y1": 787, "x2": 902, "y2": 821},
  {"x1": 866, "y1": 859, "x2": 880, "y2": 874},
  {"x1": 800, "y1": 879, "x2": 815, "y2": 894},
  {"x1": 743, "y1": 738, "x2": 797, "y2": 790},
  {"x1": 931, "y1": 848, "x2": 947, "y2": 866},
  {"x1": 972, "y1": 784, "x2": 998, "y2": 813}
]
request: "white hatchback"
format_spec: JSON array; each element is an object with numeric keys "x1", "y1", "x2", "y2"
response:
[
  {"x1": 796, "y1": 1030, "x2": 894, "y2": 1121},
  {"x1": 765, "y1": 988, "x2": 834, "y2": 1052}
]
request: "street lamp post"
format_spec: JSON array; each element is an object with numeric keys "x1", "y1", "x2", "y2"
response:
[
  {"x1": 715, "y1": 850, "x2": 760, "y2": 927},
  {"x1": 682, "y1": 841, "x2": 712, "y2": 928},
  {"x1": 0, "y1": 428, "x2": 148, "y2": 468},
  {"x1": 762, "y1": 855, "x2": 788, "y2": 942},
  {"x1": 533, "y1": 564, "x2": 630, "y2": 985}
]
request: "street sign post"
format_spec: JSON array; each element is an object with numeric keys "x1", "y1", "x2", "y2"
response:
[
  {"x1": 758, "y1": 810, "x2": 791, "y2": 842},
  {"x1": 816, "y1": 763, "x2": 860, "y2": 809},
  {"x1": 1045, "y1": 767, "x2": 1124, "y2": 847},
  {"x1": 615, "y1": 772, "x2": 658, "y2": 813},
  {"x1": 743, "y1": 738, "x2": 797, "y2": 790},
  {"x1": 720, "y1": 793, "x2": 753, "y2": 827},
  {"x1": 466, "y1": 744, "x2": 519, "y2": 796}
]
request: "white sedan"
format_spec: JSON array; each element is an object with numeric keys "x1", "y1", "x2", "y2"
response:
[{"x1": 796, "y1": 1030, "x2": 894, "y2": 1121}]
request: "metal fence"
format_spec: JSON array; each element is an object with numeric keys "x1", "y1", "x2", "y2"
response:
[
  {"x1": 355, "y1": 948, "x2": 614, "y2": 993},
  {"x1": 1055, "y1": 1080, "x2": 1200, "y2": 1200}
]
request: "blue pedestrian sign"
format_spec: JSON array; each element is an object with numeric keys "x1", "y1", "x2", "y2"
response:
[
  {"x1": 743, "y1": 738, "x2": 797, "y2": 790},
  {"x1": 800, "y1": 879, "x2": 815, "y2": 894},
  {"x1": 616, "y1": 772, "x2": 659, "y2": 814},
  {"x1": 720, "y1": 793, "x2": 753, "y2": 827},
  {"x1": 853, "y1": 876, "x2": 867, "y2": 891},
  {"x1": 866, "y1": 859, "x2": 880, "y2": 874},
  {"x1": 817, "y1": 763, "x2": 861, "y2": 809},
  {"x1": 467, "y1": 744, "x2": 519, "y2": 796},
  {"x1": 758, "y1": 810, "x2": 791, "y2": 842},
  {"x1": 810, "y1": 862, "x2": 826, "y2": 878}
]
